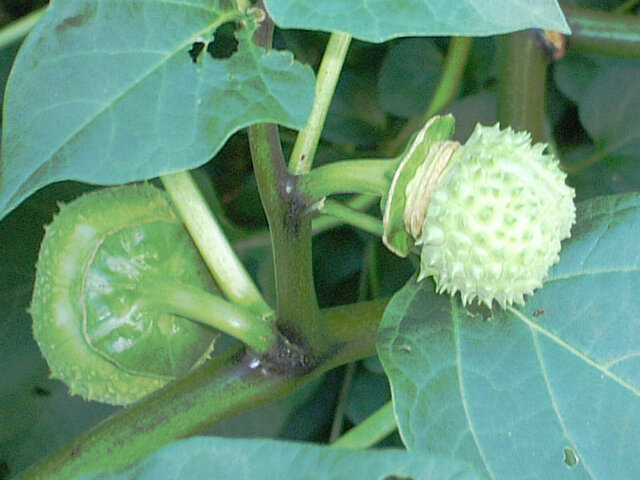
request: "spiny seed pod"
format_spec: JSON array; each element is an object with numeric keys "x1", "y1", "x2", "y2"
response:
[
  {"x1": 30, "y1": 184, "x2": 220, "y2": 405},
  {"x1": 413, "y1": 123, "x2": 576, "y2": 308}
]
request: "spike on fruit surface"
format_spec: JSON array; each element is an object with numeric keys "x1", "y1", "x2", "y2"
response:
[{"x1": 413, "y1": 123, "x2": 576, "y2": 308}]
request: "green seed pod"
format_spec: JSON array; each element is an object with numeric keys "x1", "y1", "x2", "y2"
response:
[
  {"x1": 30, "y1": 184, "x2": 220, "y2": 405},
  {"x1": 413, "y1": 123, "x2": 576, "y2": 307}
]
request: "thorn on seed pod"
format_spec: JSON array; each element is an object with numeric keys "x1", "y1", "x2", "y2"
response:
[{"x1": 408, "y1": 122, "x2": 576, "y2": 308}]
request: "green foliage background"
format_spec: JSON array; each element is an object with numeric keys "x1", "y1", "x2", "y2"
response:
[{"x1": 0, "y1": 0, "x2": 639, "y2": 479}]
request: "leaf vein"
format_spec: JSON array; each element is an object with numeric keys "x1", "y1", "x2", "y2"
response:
[
  {"x1": 547, "y1": 266, "x2": 639, "y2": 284},
  {"x1": 531, "y1": 330, "x2": 597, "y2": 479},
  {"x1": 509, "y1": 307, "x2": 640, "y2": 396},
  {"x1": 39, "y1": 8, "x2": 239, "y2": 174},
  {"x1": 453, "y1": 309, "x2": 496, "y2": 479}
]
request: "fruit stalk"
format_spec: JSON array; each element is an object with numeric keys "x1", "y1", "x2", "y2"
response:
[
  {"x1": 161, "y1": 171, "x2": 274, "y2": 318},
  {"x1": 139, "y1": 282, "x2": 278, "y2": 354}
]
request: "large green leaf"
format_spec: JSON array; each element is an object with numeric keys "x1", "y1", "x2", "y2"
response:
[
  {"x1": 377, "y1": 193, "x2": 640, "y2": 479},
  {"x1": 554, "y1": 55, "x2": 640, "y2": 161},
  {"x1": 80, "y1": 436, "x2": 486, "y2": 480},
  {"x1": 579, "y1": 62, "x2": 640, "y2": 159},
  {"x1": 0, "y1": 0, "x2": 315, "y2": 219},
  {"x1": 264, "y1": 0, "x2": 570, "y2": 43},
  {"x1": 377, "y1": 38, "x2": 443, "y2": 118}
]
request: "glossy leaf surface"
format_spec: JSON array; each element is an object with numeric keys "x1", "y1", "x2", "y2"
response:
[
  {"x1": 378, "y1": 193, "x2": 640, "y2": 479},
  {"x1": 80, "y1": 436, "x2": 486, "y2": 480},
  {"x1": 265, "y1": 0, "x2": 570, "y2": 42},
  {"x1": 0, "y1": 0, "x2": 315, "y2": 219}
]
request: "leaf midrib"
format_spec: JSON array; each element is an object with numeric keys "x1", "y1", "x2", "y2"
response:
[
  {"x1": 531, "y1": 330, "x2": 598, "y2": 479},
  {"x1": 546, "y1": 265, "x2": 639, "y2": 284},
  {"x1": 509, "y1": 306, "x2": 640, "y2": 396}
]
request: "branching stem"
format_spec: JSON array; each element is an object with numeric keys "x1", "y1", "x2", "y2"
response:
[
  {"x1": 289, "y1": 32, "x2": 352, "y2": 174},
  {"x1": 332, "y1": 401, "x2": 397, "y2": 449},
  {"x1": 302, "y1": 158, "x2": 398, "y2": 204},
  {"x1": 320, "y1": 200, "x2": 384, "y2": 238},
  {"x1": 248, "y1": 3, "x2": 324, "y2": 351},
  {"x1": 161, "y1": 172, "x2": 274, "y2": 318},
  {"x1": 15, "y1": 298, "x2": 389, "y2": 480},
  {"x1": 141, "y1": 282, "x2": 278, "y2": 354}
]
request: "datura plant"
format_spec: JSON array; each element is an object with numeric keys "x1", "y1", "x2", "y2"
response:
[
  {"x1": 395, "y1": 118, "x2": 575, "y2": 307},
  {"x1": 29, "y1": 115, "x2": 575, "y2": 406},
  {"x1": 2, "y1": 1, "x2": 639, "y2": 480}
]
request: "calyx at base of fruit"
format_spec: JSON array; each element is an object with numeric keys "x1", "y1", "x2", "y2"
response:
[
  {"x1": 403, "y1": 140, "x2": 460, "y2": 240},
  {"x1": 382, "y1": 115, "x2": 456, "y2": 257}
]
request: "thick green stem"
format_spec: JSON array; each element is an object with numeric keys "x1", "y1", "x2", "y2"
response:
[
  {"x1": 289, "y1": 32, "x2": 352, "y2": 174},
  {"x1": 321, "y1": 298, "x2": 389, "y2": 369},
  {"x1": 302, "y1": 158, "x2": 398, "y2": 203},
  {"x1": 248, "y1": 5, "x2": 325, "y2": 350},
  {"x1": 386, "y1": 37, "x2": 472, "y2": 156},
  {"x1": 496, "y1": 31, "x2": 548, "y2": 142},
  {"x1": 141, "y1": 282, "x2": 277, "y2": 354},
  {"x1": 14, "y1": 347, "x2": 311, "y2": 480},
  {"x1": 332, "y1": 401, "x2": 397, "y2": 449},
  {"x1": 248, "y1": 123, "x2": 323, "y2": 349},
  {"x1": 320, "y1": 200, "x2": 384, "y2": 238},
  {"x1": 15, "y1": 298, "x2": 388, "y2": 480},
  {"x1": 161, "y1": 172, "x2": 273, "y2": 318},
  {"x1": 563, "y1": 4, "x2": 640, "y2": 58}
]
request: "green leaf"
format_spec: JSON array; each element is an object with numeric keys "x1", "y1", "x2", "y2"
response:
[
  {"x1": 377, "y1": 38, "x2": 443, "y2": 118},
  {"x1": 264, "y1": 0, "x2": 570, "y2": 43},
  {"x1": 80, "y1": 436, "x2": 486, "y2": 480},
  {"x1": 377, "y1": 193, "x2": 640, "y2": 479},
  {"x1": 0, "y1": 182, "x2": 118, "y2": 476},
  {"x1": 0, "y1": 0, "x2": 315, "y2": 219},
  {"x1": 323, "y1": 70, "x2": 387, "y2": 148},
  {"x1": 578, "y1": 62, "x2": 640, "y2": 159},
  {"x1": 345, "y1": 368, "x2": 391, "y2": 425},
  {"x1": 554, "y1": 55, "x2": 640, "y2": 162},
  {"x1": 552, "y1": 53, "x2": 601, "y2": 105}
]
